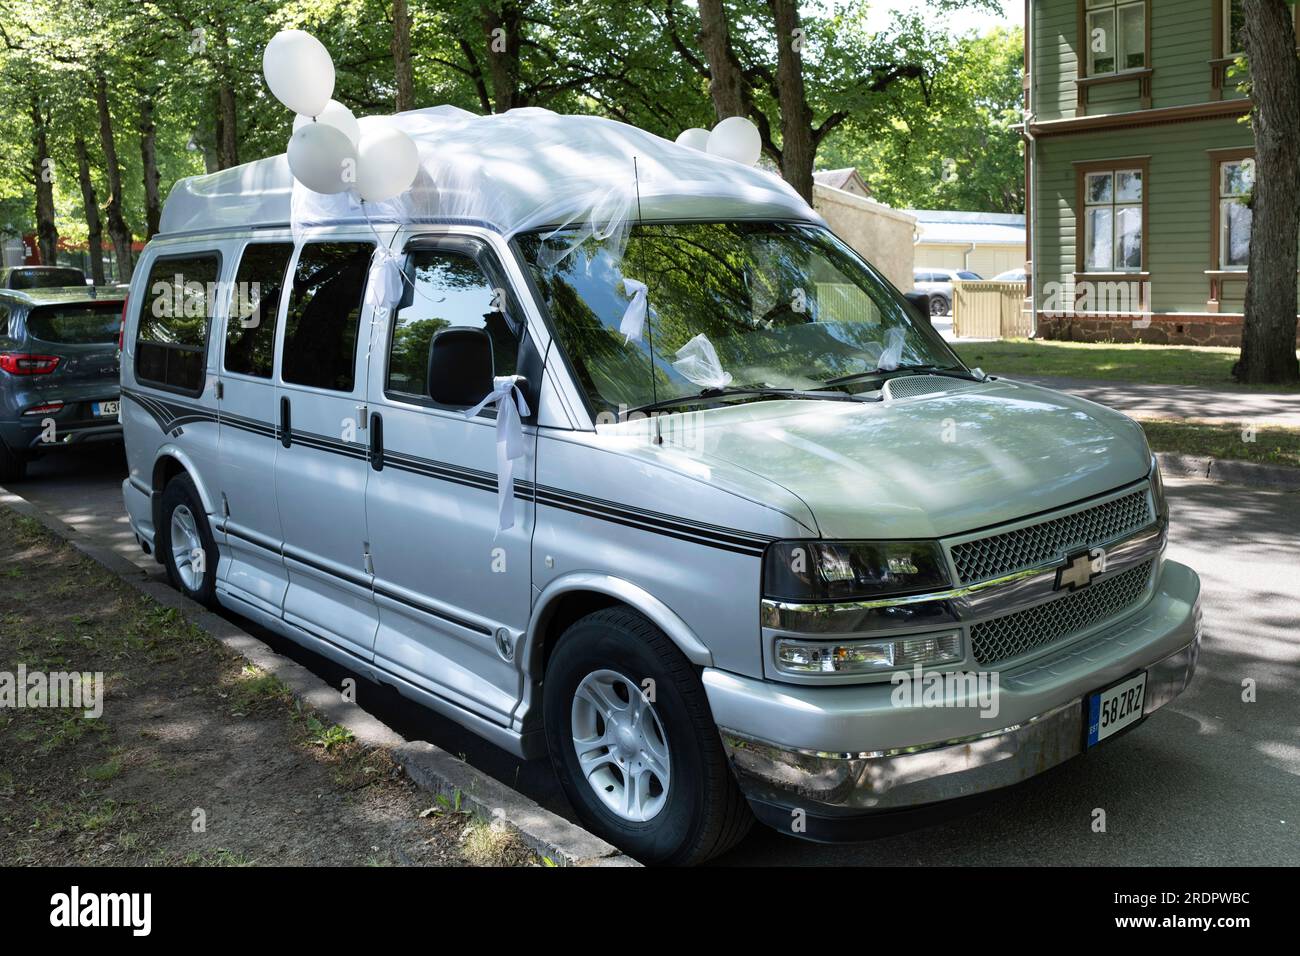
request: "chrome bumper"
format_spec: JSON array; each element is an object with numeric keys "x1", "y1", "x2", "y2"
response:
[{"x1": 708, "y1": 559, "x2": 1201, "y2": 820}]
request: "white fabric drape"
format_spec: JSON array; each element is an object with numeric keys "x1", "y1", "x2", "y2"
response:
[{"x1": 463, "y1": 376, "x2": 532, "y2": 532}]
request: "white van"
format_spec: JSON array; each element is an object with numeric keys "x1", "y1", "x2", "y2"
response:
[{"x1": 121, "y1": 109, "x2": 1201, "y2": 864}]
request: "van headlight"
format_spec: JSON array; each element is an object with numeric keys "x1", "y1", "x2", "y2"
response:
[
  {"x1": 775, "y1": 630, "x2": 963, "y2": 676},
  {"x1": 763, "y1": 540, "x2": 950, "y2": 603}
]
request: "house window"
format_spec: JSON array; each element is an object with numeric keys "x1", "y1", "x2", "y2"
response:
[
  {"x1": 1085, "y1": 0, "x2": 1146, "y2": 75},
  {"x1": 1083, "y1": 168, "x2": 1144, "y2": 272},
  {"x1": 1223, "y1": 0, "x2": 1246, "y2": 57},
  {"x1": 1218, "y1": 157, "x2": 1254, "y2": 271}
]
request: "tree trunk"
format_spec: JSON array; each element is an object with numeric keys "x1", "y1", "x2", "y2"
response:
[
  {"x1": 482, "y1": 3, "x2": 524, "y2": 112},
  {"x1": 768, "y1": 0, "x2": 814, "y2": 202},
  {"x1": 392, "y1": 0, "x2": 415, "y2": 111},
  {"x1": 697, "y1": 0, "x2": 749, "y2": 121},
  {"x1": 95, "y1": 71, "x2": 134, "y2": 282},
  {"x1": 138, "y1": 93, "x2": 162, "y2": 239},
  {"x1": 73, "y1": 135, "x2": 106, "y2": 285},
  {"x1": 215, "y1": 80, "x2": 239, "y2": 169},
  {"x1": 1237, "y1": 0, "x2": 1300, "y2": 384},
  {"x1": 213, "y1": 21, "x2": 239, "y2": 169},
  {"x1": 28, "y1": 96, "x2": 58, "y2": 266}
]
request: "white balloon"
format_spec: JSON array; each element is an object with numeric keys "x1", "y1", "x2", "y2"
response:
[
  {"x1": 355, "y1": 125, "x2": 420, "y2": 202},
  {"x1": 707, "y1": 116, "x2": 762, "y2": 166},
  {"x1": 286, "y1": 122, "x2": 356, "y2": 195},
  {"x1": 675, "y1": 127, "x2": 711, "y2": 151},
  {"x1": 294, "y1": 100, "x2": 359, "y2": 147},
  {"x1": 263, "y1": 30, "x2": 335, "y2": 117}
]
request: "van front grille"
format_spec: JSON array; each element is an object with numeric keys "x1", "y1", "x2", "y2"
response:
[
  {"x1": 970, "y1": 560, "x2": 1154, "y2": 666},
  {"x1": 950, "y1": 489, "x2": 1152, "y2": 585}
]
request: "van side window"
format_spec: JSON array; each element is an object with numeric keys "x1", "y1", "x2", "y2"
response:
[
  {"x1": 386, "y1": 249, "x2": 519, "y2": 400},
  {"x1": 135, "y1": 253, "x2": 221, "y2": 395},
  {"x1": 281, "y1": 242, "x2": 372, "y2": 393},
  {"x1": 225, "y1": 242, "x2": 292, "y2": 379}
]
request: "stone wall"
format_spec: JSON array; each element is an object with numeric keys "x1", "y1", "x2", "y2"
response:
[
  {"x1": 813, "y1": 185, "x2": 916, "y2": 292},
  {"x1": 1035, "y1": 312, "x2": 1300, "y2": 347}
]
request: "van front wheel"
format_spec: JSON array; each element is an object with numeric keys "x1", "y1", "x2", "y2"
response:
[
  {"x1": 543, "y1": 607, "x2": 753, "y2": 865},
  {"x1": 158, "y1": 474, "x2": 218, "y2": 608}
]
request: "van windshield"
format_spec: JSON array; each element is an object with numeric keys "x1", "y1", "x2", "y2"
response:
[{"x1": 516, "y1": 221, "x2": 964, "y2": 415}]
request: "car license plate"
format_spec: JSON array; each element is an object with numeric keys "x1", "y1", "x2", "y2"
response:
[
  {"x1": 92, "y1": 400, "x2": 119, "y2": 417},
  {"x1": 1086, "y1": 671, "x2": 1147, "y2": 748}
]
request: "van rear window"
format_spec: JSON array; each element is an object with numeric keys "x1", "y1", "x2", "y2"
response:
[
  {"x1": 27, "y1": 304, "x2": 123, "y2": 344},
  {"x1": 135, "y1": 253, "x2": 220, "y2": 395}
]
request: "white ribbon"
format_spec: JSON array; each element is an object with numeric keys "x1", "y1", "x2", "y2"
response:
[
  {"x1": 365, "y1": 246, "x2": 405, "y2": 314},
  {"x1": 619, "y1": 278, "x2": 648, "y2": 343},
  {"x1": 464, "y1": 376, "x2": 532, "y2": 533}
]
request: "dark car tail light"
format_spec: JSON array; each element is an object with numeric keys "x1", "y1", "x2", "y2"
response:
[{"x1": 0, "y1": 353, "x2": 61, "y2": 375}]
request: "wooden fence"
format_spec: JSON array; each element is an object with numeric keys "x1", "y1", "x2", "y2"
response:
[{"x1": 951, "y1": 280, "x2": 1033, "y2": 338}]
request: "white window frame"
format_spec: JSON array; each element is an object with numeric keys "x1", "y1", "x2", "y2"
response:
[
  {"x1": 1083, "y1": 168, "x2": 1144, "y2": 274},
  {"x1": 1218, "y1": 157, "x2": 1254, "y2": 272},
  {"x1": 1085, "y1": 0, "x2": 1147, "y2": 76}
]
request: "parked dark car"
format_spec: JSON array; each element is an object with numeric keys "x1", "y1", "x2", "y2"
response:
[
  {"x1": 0, "y1": 265, "x2": 89, "y2": 290},
  {"x1": 0, "y1": 286, "x2": 125, "y2": 481}
]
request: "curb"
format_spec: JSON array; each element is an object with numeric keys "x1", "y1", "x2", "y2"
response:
[
  {"x1": 0, "y1": 487, "x2": 637, "y2": 868},
  {"x1": 1155, "y1": 451, "x2": 1300, "y2": 492}
]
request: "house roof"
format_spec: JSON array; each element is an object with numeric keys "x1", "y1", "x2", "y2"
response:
[
  {"x1": 812, "y1": 167, "x2": 870, "y2": 194},
  {"x1": 160, "y1": 106, "x2": 820, "y2": 238},
  {"x1": 904, "y1": 208, "x2": 1026, "y2": 246}
]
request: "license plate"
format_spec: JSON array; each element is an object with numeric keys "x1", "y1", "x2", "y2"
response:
[
  {"x1": 1086, "y1": 671, "x2": 1147, "y2": 748},
  {"x1": 92, "y1": 400, "x2": 119, "y2": 417}
]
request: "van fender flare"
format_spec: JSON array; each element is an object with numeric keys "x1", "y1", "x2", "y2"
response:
[
  {"x1": 522, "y1": 572, "x2": 713, "y2": 676},
  {"x1": 152, "y1": 444, "x2": 220, "y2": 520}
]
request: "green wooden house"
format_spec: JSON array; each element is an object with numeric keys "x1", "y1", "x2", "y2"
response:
[{"x1": 1025, "y1": 0, "x2": 1298, "y2": 344}]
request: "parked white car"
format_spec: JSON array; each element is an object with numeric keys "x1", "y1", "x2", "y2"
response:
[
  {"x1": 120, "y1": 109, "x2": 1201, "y2": 864},
  {"x1": 993, "y1": 267, "x2": 1028, "y2": 283},
  {"x1": 913, "y1": 267, "x2": 982, "y2": 316}
]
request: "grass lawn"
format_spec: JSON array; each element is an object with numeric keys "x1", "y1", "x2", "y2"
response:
[
  {"x1": 951, "y1": 339, "x2": 1300, "y2": 393},
  {"x1": 1137, "y1": 418, "x2": 1300, "y2": 470},
  {"x1": 0, "y1": 507, "x2": 537, "y2": 866}
]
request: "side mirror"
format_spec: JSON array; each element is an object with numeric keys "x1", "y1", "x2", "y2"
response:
[
  {"x1": 904, "y1": 292, "x2": 932, "y2": 324},
  {"x1": 428, "y1": 327, "x2": 494, "y2": 406}
]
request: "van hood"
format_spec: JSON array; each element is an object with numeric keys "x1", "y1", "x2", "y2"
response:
[{"x1": 641, "y1": 378, "x2": 1151, "y2": 539}]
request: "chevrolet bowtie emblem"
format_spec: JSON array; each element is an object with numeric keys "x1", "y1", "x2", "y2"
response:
[{"x1": 1054, "y1": 550, "x2": 1098, "y2": 591}]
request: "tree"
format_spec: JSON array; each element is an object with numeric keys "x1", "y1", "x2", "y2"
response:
[
  {"x1": 1237, "y1": 0, "x2": 1300, "y2": 384},
  {"x1": 819, "y1": 26, "x2": 1025, "y2": 213}
]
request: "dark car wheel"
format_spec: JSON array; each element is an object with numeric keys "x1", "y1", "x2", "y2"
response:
[
  {"x1": 929, "y1": 294, "x2": 950, "y2": 316},
  {"x1": 543, "y1": 607, "x2": 753, "y2": 865},
  {"x1": 158, "y1": 474, "x2": 218, "y2": 607}
]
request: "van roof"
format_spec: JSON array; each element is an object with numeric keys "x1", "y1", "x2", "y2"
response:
[{"x1": 160, "y1": 106, "x2": 819, "y2": 239}]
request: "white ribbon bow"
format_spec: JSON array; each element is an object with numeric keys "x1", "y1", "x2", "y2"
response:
[
  {"x1": 619, "y1": 278, "x2": 648, "y2": 343},
  {"x1": 464, "y1": 376, "x2": 532, "y2": 533},
  {"x1": 365, "y1": 247, "x2": 405, "y2": 313}
]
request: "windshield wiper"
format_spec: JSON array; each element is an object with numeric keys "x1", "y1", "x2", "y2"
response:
[
  {"x1": 822, "y1": 364, "x2": 982, "y2": 387},
  {"x1": 621, "y1": 386, "x2": 874, "y2": 420}
]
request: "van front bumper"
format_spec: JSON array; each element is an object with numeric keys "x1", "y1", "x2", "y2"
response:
[{"x1": 705, "y1": 559, "x2": 1201, "y2": 837}]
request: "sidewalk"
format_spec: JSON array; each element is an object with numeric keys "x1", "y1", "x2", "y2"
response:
[{"x1": 1010, "y1": 375, "x2": 1300, "y2": 427}]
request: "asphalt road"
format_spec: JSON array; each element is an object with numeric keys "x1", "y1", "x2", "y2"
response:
[{"x1": 9, "y1": 447, "x2": 1299, "y2": 866}]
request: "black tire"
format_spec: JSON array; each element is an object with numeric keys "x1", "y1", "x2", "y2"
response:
[
  {"x1": 929, "y1": 294, "x2": 949, "y2": 316},
  {"x1": 543, "y1": 607, "x2": 753, "y2": 865},
  {"x1": 0, "y1": 442, "x2": 26, "y2": 484},
  {"x1": 157, "y1": 474, "x2": 218, "y2": 607}
]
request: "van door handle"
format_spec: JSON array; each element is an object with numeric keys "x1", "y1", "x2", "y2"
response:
[
  {"x1": 369, "y1": 411, "x2": 383, "y2": 471},
  {"x1": 280, "y1": 396, "x2": 292, "y2": 448}
]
